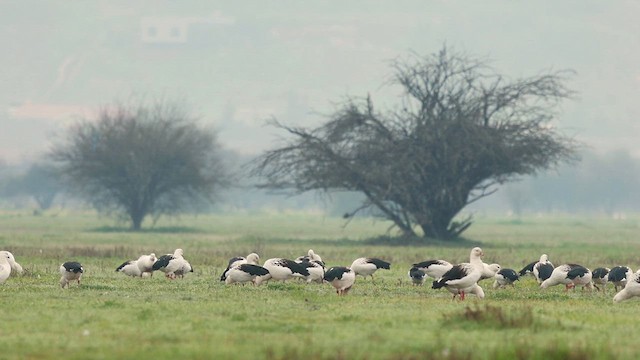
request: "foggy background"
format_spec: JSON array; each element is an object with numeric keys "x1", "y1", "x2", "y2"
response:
[{"x1": 1, "y1": 1, "x2": 639, "y2": 217}]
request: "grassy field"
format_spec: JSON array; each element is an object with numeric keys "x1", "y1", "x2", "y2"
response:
[{"x1": 1, "y1": 211, "x2": 639, "y2": 359}]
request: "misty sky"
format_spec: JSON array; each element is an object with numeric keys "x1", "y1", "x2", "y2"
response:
[{"x1": 1, "y1": 1, "x2": 639, "y2": 164}]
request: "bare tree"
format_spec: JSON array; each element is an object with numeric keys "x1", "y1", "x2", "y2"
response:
[
  {"x1": 51, "y1": 99, "x2": 229, "y2": 230},
  {"x1": 3, "y1": 163, "x2": 61, "y2": 211},
  {"x1": 251, "y1": 46, "x2": 579, "y2": 240}
]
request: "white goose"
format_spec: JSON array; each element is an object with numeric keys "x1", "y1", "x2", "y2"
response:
[
  {"x1": 60, "y1": 261, "x2": 84, "y2": 288},
  {"x1": 225, "y1": 263, "x2": 270, "y2": 285},
  {"x1": 0, "y1": 251, "x2": 23, "y2": 276},
  {"x1": 136, "y1": 253, "x2": 157, "y2": 277},
  {"x1": 116, "y1": 259, "x2": 142, "y2": 277},
  {"x1": 540, "y1": 264, "x2": 593, "y2": 291},
  {"x1": 533, "y1": 254, "x2": 554, "y2": 284},
  {"x1": 432, "y1": 247, "x2": 485, "y2": 300},
  {"x1": 254, "y1": 258, "x2": 310, "y2": 285},
  {"x1": 350, "y1": 258, "x2": 391, "y2": 281},
  {"x1": 0, "y1": 252, "x2": 12, "y2": 284},
  {"x1": 295, "y1": 249, "x2": 324, "y2": 265},
  {"x1": 613, "y1": 269, "x2": 640, "y2": 303},
  {"x1": 152, "y1": 249, "x2": 189, "y2": 279},
  {"x1": 591, "y1": 267, "x2": 610, "y2": 292},
  {"x1": 323, "y1": 266, "x2": 356, "y2": 295},
  {"x1": 412, "y1": 259, "x2": 453, "y2": 280},
  {"x1": 220, "y1": 253, "x2": 260, "y2": 281}
]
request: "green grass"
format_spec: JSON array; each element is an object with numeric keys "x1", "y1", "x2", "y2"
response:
[{"x1": 1, "y1": 211, "x2": 640, "y2": 359}]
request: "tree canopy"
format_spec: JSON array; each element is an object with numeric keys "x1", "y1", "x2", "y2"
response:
[
  {"x1": 51, "y1": 100, "x2": 229, "y2": 230},
  {"x1": 251, "y1": 47, "x2": 579, "y2": 240}
]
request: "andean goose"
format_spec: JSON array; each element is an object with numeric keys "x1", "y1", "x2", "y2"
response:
[
  {"x1": 220, "y1": 253, "x2": 260, "y2": 281},
  {"x1": 323, "y1": 266, "x2": 356, "y2": 295},
  {"x1": 432, "y1": 247, "x2": 485, "y2": 300},
  {"x1": 613, "y1": 269, "x2": 640, "y2": 303},
  {"x1": 350, "y1": 258, "x2": 391, "y2": 281},
  {"x1": 408, "y1": 266, "x2": 426, "y2": 286},
  {"x1": 533, "y1": 254, "x2": 554, "y2": 284},
  {"x1": 591, "y1": 267, "x2": 610, "y2": 292},
  {"x1": 254, "y1": 258, "x2": 310, "y2": 285},
  {"x1": 607, "y1": 266, "x2": 631, "y2": 292},
  {"x1": 493, "y1": 268, "x2": 520, "y2": 288},
  {"x1": 60, "y1": 261, "x2": 84, "y2": 288},
  {"x1": 540, "y1": 264, "x2": 593, "y2": 291},
  {"x1": 412, "y1": 259, "x2": 453, "y2": 280}
]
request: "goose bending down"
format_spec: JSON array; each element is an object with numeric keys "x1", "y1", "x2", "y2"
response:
[
  {"x1": 298, "y1": 260, "x2": 325, "y2": 283},
  {"x1": 60, "y1": 261, "x2": 84, "y2": 288},
  {"x1": 432, "y1": 247, "x2": 485, "y2": 300},
  {"x1": 350, "y1": 258, "x2": 391, "y2": 281},
  {"x1": 533, "y1": 254, "x2": 554, "y2": 284},
  {"x1": 323, "y1": 266, "x2": 356, "y2": 295},
  {"x1": 540, "y1": 264, "x2": 593, "y2": 291},
  {"x1": 116, "y1": 260, "x2": 142, "y2": 277},
  {"x1": 0, "y1": 251, "x2": 23, "y2": 276},
  {"x1": 220, "y1": 253, "x2": 260, "y2": 281},
  {"x1": 412, "y1": 259, "x2": 453, "y2": 280},
  {"x1": 225, "y1": 263, "x2": 270, "y2": 285},
  {"x1": 152, "y1": 249, "x2": 189, "y2": 279},
  {"x1": 136, "y1": 253, "x2": 157, "y2": 277},
  {"x1": 493, "y1": 268, "x2": 520, "y2": 288},
  {"x1": 447, "y1": 283, "x2": 485, "y2": 300},
  {"x1": 613, "y1": 270, "x2": 640, "y2": 303},
  {"x1": 254, "y1": 258, "x2": 310, "y2": 285},
  {"x1": 408, "y1": 267, "x2": 426, "y2": 286},
  {"x1": 607, "y1": 266, "x2": 631, "y2": 292},
  {"x1": 592, "y1": 267, "x2": 610, "y2": 292}
]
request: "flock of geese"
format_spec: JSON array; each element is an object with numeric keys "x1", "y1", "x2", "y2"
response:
[{"x1": 2, "y1": 247, "x2": 640, "y2": 302}]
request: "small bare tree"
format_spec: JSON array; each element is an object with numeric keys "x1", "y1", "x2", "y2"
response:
[
  {"x1": 51, "y1": 99, "x2": 229, "y2": 230},
  {"x1": 251, "y1": 46, "x2": 579, "y2": 240}
]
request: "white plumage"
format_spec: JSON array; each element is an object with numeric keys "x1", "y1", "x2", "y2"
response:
[
  {"x1": 225, "y1": 263, "x2": 270, "y2": 285},
  {"x1": 412, "y1": 259, "x2": 453, "y2": 280},
  {"x1": 432, "y1": 247, "x2": 485, "y2": 300},
  {"x1": 59, "y1": 261, "x2": 84, "y2": 288},
  {"x1": 613, "y1": 270, "x2": 640, "y2": 303},
  {"x1": 136, "y1": 253, "x2": 157, "y2": 277},
  {"x1": 116, "y1": 260, "x2": 142, "y2": 277},
  {"x1": 350, "y1": 257, "x2": 391, "y2": 280},
  {"x1": 480, "y1": 263, "x2": 501, "y2": 281},
  {"x1": 0, "y1": 252, "x2": 12, "y2": 284},
  {"x1": 254, "y1": 258, "x2": 310, "y2": 285},
  {"x1": 152, "y1": 249, "x2": 189, "y2": 279},
  {"x1": 295, "y1": 249, "x2": 324, "y2": 265},
  {"x1": 447, "y1": 283, "x2": 485, "y2": 300},
  {"x1": 299, "y1": 260, "x2": 325, "y2": 283},
  {"x1": 540, "y1": 264, "x2": 593, "y2": 291},
  {"x1": 323, "y1": 266, "x2": 356, "y2": 295},
  {"x1": 220, "y1": 253, "x2": 260, "y2": 281},
  {"x1": 0, "y1": 250, "x2": 23, "y2": 277}
]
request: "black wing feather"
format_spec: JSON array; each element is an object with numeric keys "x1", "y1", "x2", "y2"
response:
[
  {"x1": 63, "y1": 261, "x2": 83, "y2": 273},
  {"x1": 413, "y1": 259, "x2": 446, "y2": 269},
  {"x1": 607, "y1": 266, "x2": 629, "y2": 282},
  {"x1": 276, "y1": 259, "x2": 310, "y2": 276},
  {"x1": 152, "y1": 255, "x2": 173, "y2": 271},
  {"x1": 537, "y1": 263, "x2": 554, "y2": 281},
  {"x1": 432, "y1": 264, "x2": 468, "y2": 289},
  {"x1": 498, "y1": 268, "x2": 519, "y2": 282},
  {"x1": 367, "y1": 258, "x2": 391, "y2": 269},
  {"x1": 592, "y1": 267, "x2": 609, "y2": 279},
  {"x1": 409, "y1": 267, "x2": 425, "y2": 280},
  {"x1": 566, "y1": 264, "x2": 589, "y2": 279},
  {"x1": 115, "y1": 260, "x2": 133, "y2": 272},
  {"x1": 239, "y1": 264, "x2": 270, "y2": 276},
  {"x1": 518, "y1": 261, "x2": 537, "y2": 276},
  {"x1": 324, "y1": 267, "x2": 350, "y2": 281}
]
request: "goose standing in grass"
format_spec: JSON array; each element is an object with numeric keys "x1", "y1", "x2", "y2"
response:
[
  {"x1": 298, "y1": 259, "x2": 325, "y2": 284},
  {"x1": 350, "y1": 258, "x2": 391, "y2": 281},
  {"x1": 323, "y1": 266, "x2": 356, "y2": 295},
  {"x1": 174, "y1": 259, "x2": 193, "y2": 279},
  {"x1": 592, "y1": 267, "x2": 610, "y2": 292},
  {"x1": 533, "y1": 254, "x2": 554, "y2": 284},
  {"x1": 493, "y1": 268, "x2": 520, "y2": 288},
  {"x1": 115, "y1": 259, "x2": 142, "y2": 277},
  {"x1": 60, "y1": 261, "x2": 84, "y2": 288},
  {"x1": 136, "y1": 253, "x2": 157, "y2": 277},
  {"x1": 0, "y1": 251, "x2": 23, "y2": 275},
  {"x1": 152, "y1": 249, "x2": 188, "y2": 279},
  {"x1": 540, "y1": 264, "x2": 593, "y2": 291},
  {"x1": 220, "y1": 253, "x2": 260, "y2": 281},
  {"x1": 432, "y1": 247, "x2": 485, "y2": 300},
  {"x1": 518, "y1": 261, "x2": 537, "y2": 277},
  {"x1": 224, "y1": 263, "x2": 270, "y2": 285},
  {"x1": 412, "y1": 259, "x2": 453, "y2": 280},
  {"x1": 408, "y1": 267, "x2": 426, "y2": 286},
  {"x1": 254, "y1": 258, "x2": 310, "y2": 285},
  {"x1": 613, "y1": 270, "x2": 640, "y2": 303},
  {"x1": 607, "y1": 266, "x2": 631, "y2": 292}
]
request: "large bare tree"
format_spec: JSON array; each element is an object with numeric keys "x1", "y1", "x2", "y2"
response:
[
  {"x1": 251, "y1": 47, "x2": 579, "y2": 240},
  {"x1": 51, "y1": 100, "x2": 229, "y2": 230}
]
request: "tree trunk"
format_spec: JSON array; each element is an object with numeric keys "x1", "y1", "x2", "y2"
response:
[{"x1": 130, "y1": 211, "x2": 144, "y2": 231}]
